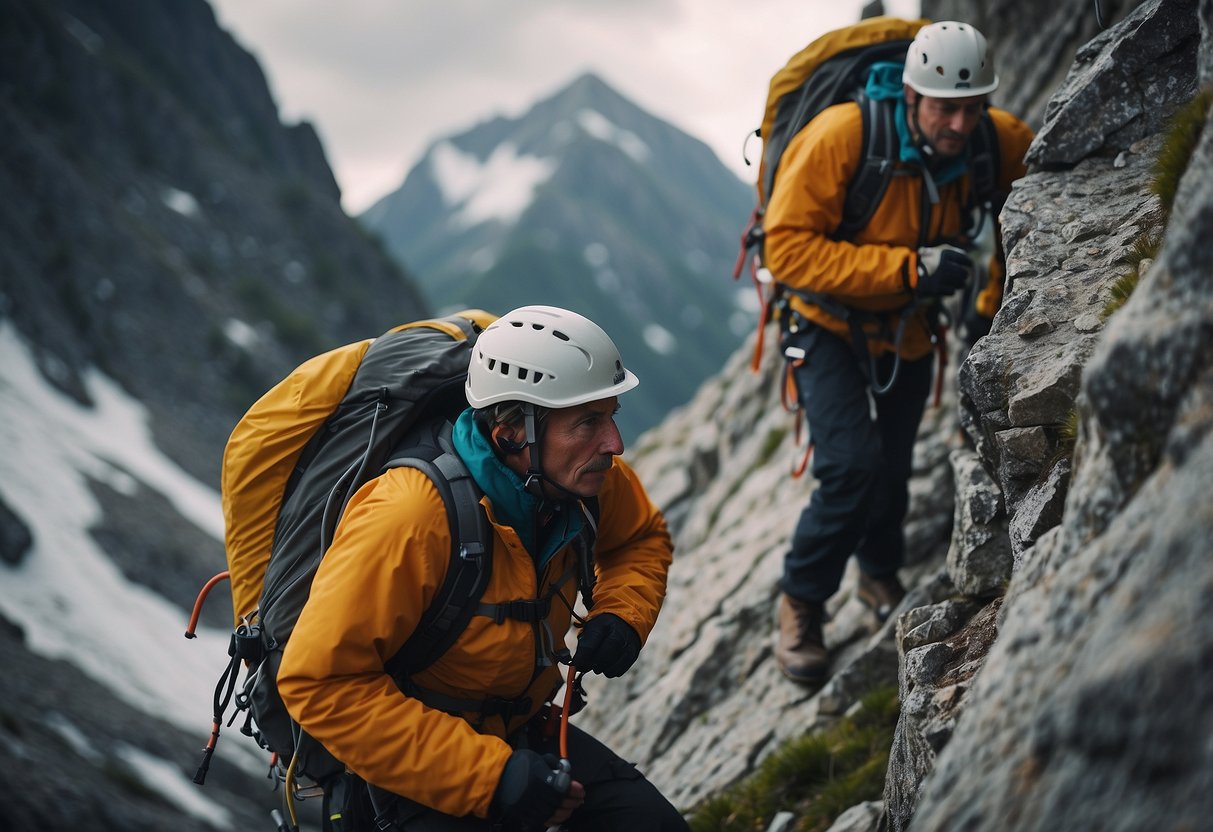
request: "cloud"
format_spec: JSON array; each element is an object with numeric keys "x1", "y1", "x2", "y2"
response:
[{"x1": 210, "y1": 0, "x2": 923, "y2": 212}]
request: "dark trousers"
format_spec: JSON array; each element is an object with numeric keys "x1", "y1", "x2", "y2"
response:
[
  {"x1": 781, "y1": 323, "x2": 934, "y2": 604},
  {"x1": 367, "y1": 722, "x2": 688, "y2": 832}
]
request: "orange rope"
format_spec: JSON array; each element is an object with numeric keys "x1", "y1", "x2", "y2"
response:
[
  {"x1": 185, "y1": 571, "x2": 230, "y2": 638},
  {"x1": 559, "y1": 663, "x2": 576, "y2": 760},
  {"x1": 751, "y1": 264, "x2": 771, "y2": 374},
  {"x1": 933, "y1": 324, "x2": 949, "y2": 407}
]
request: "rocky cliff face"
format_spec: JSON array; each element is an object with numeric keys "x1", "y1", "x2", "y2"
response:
[
  {"x1": 0, "y1": 0, "x2": 427, "y2": 485},
  {"x1": 0, "y1": 2, "x2": 427, "y2": 827},
  {"x1": 581, "y1": 0, "x2": 1213, "y2": 828}
]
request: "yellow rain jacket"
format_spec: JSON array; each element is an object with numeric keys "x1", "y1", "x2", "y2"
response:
[
  {"x1": 276, "y1": 456, "x2": 672, "y2": 818},
  {"x1": 764, "y1": 101, "x2": 1034, "y2": 359}
]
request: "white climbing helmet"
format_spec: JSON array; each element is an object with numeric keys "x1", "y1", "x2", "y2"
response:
[
  {"x1": 903, "y1": 21, "x2": 999, "y2": 98},
  {"x1": 465, "y1": 305, "x2": 639, "y2": 409}
]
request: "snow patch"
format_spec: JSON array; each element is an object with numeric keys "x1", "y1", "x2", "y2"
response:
[
  {"x1": 116, "y1": 743, "x2": 234, "y2": 829},
  {"x1": 0, "y1": 322, "x2": 239, "y2": 745},
  {"x1": 162, "y1": 187, "x2": 201, "y2": 218},
  {"x1": 63, "y1": 14, "x2": 103, "y2": 54},
  {"x1": 643, "y1": 323, "x2": 677, "y2": 356},
  {"x1": 593, "y1": 269, "x2": 621, "y2": 293},
  {"x1": 429, "y1": 141, "x2": 556, "y2": 229},
  {"x1": 45, "y1": 711, "x2": 102, "y2": 762},
  {"x1": 576, "y1": 110, "x2": 651, "y2": 163},
  {"x1": 223, "y1": 317, "x2": 260, "y2": 350},
  {"x1": 583, "y1": 242, "x2": 610, "y2": 268}
]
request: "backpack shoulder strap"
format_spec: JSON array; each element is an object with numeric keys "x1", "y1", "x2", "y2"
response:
[
  {"x1": 382, "y1": 422, "x2": 493, "y2": 678},
  {"x1": 573, "y1": 497, "x2": 600, "y2": 611},
  {"x1": 964, "y1": 111, "x2": 1003, "y2": 234},
  {"x1": 835, "y1": 93, "x2": 898, "y2": 241}
]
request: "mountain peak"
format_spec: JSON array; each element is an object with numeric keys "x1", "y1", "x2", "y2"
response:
[{"x1": 534, "y1": 70, "x2": 641, "y2": 121}]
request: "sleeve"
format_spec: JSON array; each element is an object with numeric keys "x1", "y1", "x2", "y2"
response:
[
  {"x1": 276, "y1": 468, "x2": 512, "y2": 818},
  {"x1": 585, "y1": 458, "x2": 674, "y2": 644},
  {"x1": 763, "y1": 102, "x2": 917, "y2": 301}
]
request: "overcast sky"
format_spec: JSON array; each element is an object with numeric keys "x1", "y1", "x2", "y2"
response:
[{"x1": 209, "y1": 0, "x2": 922, "y2": 215}]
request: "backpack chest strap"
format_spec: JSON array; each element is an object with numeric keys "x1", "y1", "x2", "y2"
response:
[{"x1": 474, "y1": 561, "x2": 578, "y2": 625}]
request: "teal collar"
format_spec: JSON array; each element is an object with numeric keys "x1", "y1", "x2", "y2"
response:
[
  {"x1": 865, "y1": 62, "x2": 967, "y2": 186},
  {"x1": 450, "y1": 408, "x2": 585, "y2": 568}
]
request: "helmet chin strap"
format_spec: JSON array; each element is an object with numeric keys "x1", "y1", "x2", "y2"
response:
[
  {"x1": 521, "y1": 403, "x2": 545, "y2": 500},
  {"x1": 907, "y1": 95, "x2": 938, "y2": 159},
  {"x1": 520, "y1": 403, "x2": 586, "y2": 508}
]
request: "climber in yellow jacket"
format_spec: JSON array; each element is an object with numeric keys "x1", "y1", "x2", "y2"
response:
[
  {"x1": 764, "y1": 21, "x2": 1034, "y2": 685},
  {"x1": 277, "y1": 306, "x2": 687, "y2": 830}
]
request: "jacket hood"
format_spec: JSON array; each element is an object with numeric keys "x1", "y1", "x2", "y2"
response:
[{"x1": 451, "y1": 408, "x2": 585, "y2": 567}]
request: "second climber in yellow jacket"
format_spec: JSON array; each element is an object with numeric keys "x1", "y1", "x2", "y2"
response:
[
  {"x1": 763, "y1": 21, "x2": 1034, "y2": 686},
  {"x1": 277, "y1": 305, "x2": 688, "y2": 831}
]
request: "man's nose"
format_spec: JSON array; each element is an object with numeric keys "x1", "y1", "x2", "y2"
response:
[
  {"x1": 601, "y1": 420, "x2": 625, "y2": 456},
  {"x1": 947, "y1": 111, "x2": 970, "y2": 133}
]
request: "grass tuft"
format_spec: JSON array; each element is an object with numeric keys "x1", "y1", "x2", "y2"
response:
[
  {"x1": 687, "y1": 685, "x2": 900, "y2": 832},
  {"x1": 1151, "y1": 86, "x2": 1213, "y2": 213}
]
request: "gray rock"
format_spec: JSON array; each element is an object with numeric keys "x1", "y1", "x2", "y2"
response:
[
  {"x1": 1008, "y1": 458, "x2": 1072, "y2": 563},
  {"x1": 825, "y1": 801, "x2": 883, "y2": 832},
  {"x1": 1026, "y1": 0, "x2": 1200, "y2": 166},
  {"x1": 946, "y1": 451, "x2": 1012, "y2": 597}
]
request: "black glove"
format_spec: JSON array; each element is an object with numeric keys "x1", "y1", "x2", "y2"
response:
[
  {"x1": 490, "y1": 749, "x2": 569, "y2": 828},
  {"x1": 915, "y1": 245, "x2": 973, "y2": 298},
  {"x1": 573, "y1": 613, "x2": 641, "y2": 677}
]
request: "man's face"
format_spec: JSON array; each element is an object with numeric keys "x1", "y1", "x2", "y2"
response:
[
  {"x1": 909, "y1": 92, "x2": 987, "y2": 157},
  {"x1": 535, "y1": 396, "x2": 624, "y2": 499}
]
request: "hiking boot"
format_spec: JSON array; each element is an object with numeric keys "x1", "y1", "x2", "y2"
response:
[
  {"x1": 856, "y1": 571, "x2": 906, "y2": 623},
  {"x1": 776, "y1": 593, "x2": 828, "y2": 686}
]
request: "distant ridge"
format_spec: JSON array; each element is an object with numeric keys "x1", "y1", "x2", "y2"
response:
[{"x1": 361, "y1": 72, "x2": 754, "y2": 439}]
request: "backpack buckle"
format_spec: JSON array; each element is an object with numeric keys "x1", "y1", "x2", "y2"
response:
[{"x1": 459, "y1": 542, "x2": 486, "y2": 561}]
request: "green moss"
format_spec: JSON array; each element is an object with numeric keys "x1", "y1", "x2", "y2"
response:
[
  {"x1": 1059, "y1": 407, "x2": 1079, "y2": 448},
  {"x1": 1102, "y1": 88, "x2": 1213, "y2": 322},
  {"x1": 1152, "y1": 86, "x2": 1213, "y2": 213},
  {"x1": 756, "y1": 427, "x2": 788, "y2": 469},
  {"x1": 1035, "y1": 406, "x2": 1081, "y2": 486},
  {"x1": 1102, "y1": 226, "x2": 1164, "y2": 321},
  {"x1": 1101, "y1": 270, "x2": 1141, "y2": 320},
  {"x1": 1129, "y1": 225, "x2": 1165, "y2": 266},
  {"x1": 688, "y1": 685, "x2": 900, "y2": 832}
]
